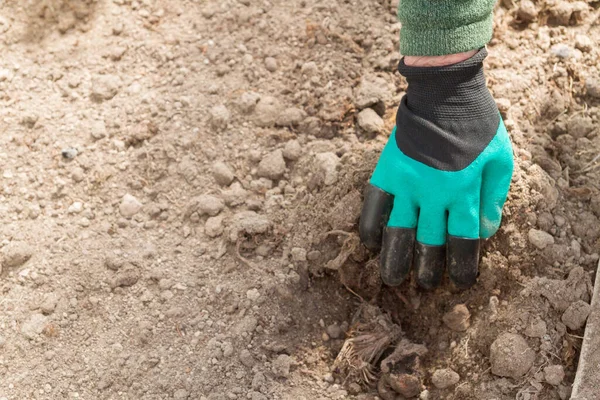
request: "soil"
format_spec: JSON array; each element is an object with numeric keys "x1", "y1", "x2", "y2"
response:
[{"x1": 0, "y1": 0, "x2": 599, "y2": 399}]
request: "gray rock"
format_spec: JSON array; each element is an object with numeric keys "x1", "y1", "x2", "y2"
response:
[
  {"x1": 212, "y1": 162, "x2": 234, "y2": 186},
  {"x1": 575, "y1": 34, "x2": 593, "y2": 52},
  {"x1": 222, "y1": 182, "x2": 249, "y2": 206},
  {"x1": 315, "y1": 152, "x2": 339, "y2": 186},
  {"x1": 227, "y1": 211, "x2": 271, "y2": 242},
  {"x1": 544, "y1": 365, "x2": 565, "y2": 386},
  {"x1": 276, "y1": 107, "x2": 307, "y2": 127},
  {"x1": 443, "y1": 304, "x2": 471, "y2": 332},
  {"x1": 431, "y1": 368, "x2": 460, "y2": 389},
  {"x1": 21, "y1": 314, "x2": 48, "y2": 339},
  {"x1": 188, "y1": 195, "x2": 224, "y2": 217},
  {"x1": 239, "y1": 349, "x2": 255, "y2": 367},
  {"x1": 257, "y1": 149, "x2": 286, "y2": 180},
  {"x1": 238, "y1": 91, "x2": 261, "y2": 114},
  {"x1": 282, "y1": 140, "x2": 302, "y2": 161},
  {"x1": 490, "y1": 333, "x2": 535, "y2": 379},
  {"x1": 326, "y1": 324, "x2": 342, "y2": 339},
  {"x1": 550, "y1": 44, "x2": 575, "y2": 59},
  {"x1": 517, "y1": 0, "x2": 538, "y2": 22},
  {"x1": 62, "y1": 148, "x2": 78, "y2": 159},
  {"x1": 90, "y1": 74, "x2": 121, "y2": 102},
  {"x1": 209, "y1": 105, "x2": 231, "y2": 129},
  {"x1": 357, "y1": 108, "x2": 384, "y2": 134},
  {"x1": 585, "y1": 78, "x2": 600, "y2": 99},
  {"x1": 561, "y1": 300, "x2": 591, "y2": 330},
  {"x1": 254, "y1": 96, "x2": 283, "y2": 127},
  {"x1": 264, "y1": 57, "x2": 278, "y2": 72},
  {"x1": 354, "y1": 74, "x2": 390, "y2": 110},
  {"x1": 120, "y1": 194, "x2": 143, "y2": 217},
  {"x1": 528, "y1": 229, "x2": 555, "y2": 249},
  {"x1": 2, "y1": 241, "x2": 34, "y2": 269},
  {"x1": 205, "y1": 216, "x2": 224, "y2": 238},
  {"x1": 90, "y1": 120, "x2": 107, "y2": 141},
  {"x1": 272, "y1": 354, "x2": 292, "y2": 378}
]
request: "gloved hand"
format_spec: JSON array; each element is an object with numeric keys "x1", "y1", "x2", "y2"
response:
[{"x1": 359, "y1": 49, "x2": 513, "y2": 290}]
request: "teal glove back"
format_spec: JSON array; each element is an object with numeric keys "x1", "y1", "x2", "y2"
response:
[{"x1": 370, "y1": 121, "x2": 513, "y2": 247}]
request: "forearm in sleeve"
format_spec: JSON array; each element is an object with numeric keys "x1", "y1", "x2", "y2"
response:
[{"x1": 397, "y1": 0, "x2": 496, "y2": 56}]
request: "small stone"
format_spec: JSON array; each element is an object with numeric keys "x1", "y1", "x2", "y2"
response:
[
  {"x1": 264, "y1": 57, "x2": 278, "y2": 72},
  {"x1": 209, "y1": 105, "x2": 230, "y2": 129},
  {"x1": 40, "y1": 293, "x2": 59, "y2": 315},
  {"x1": 354, "y1": 74, "x2": 390, "y2": 110},
  {"x1": 191, "y1": 195, "x2": 224, "y2": 217},
  {"x1": 120, "y1": 194, "x2": 143, "y2": 218},
  {"x1": 272, "y1": 354, "x2": 292, "y2": 378},
  {"x1": 524, "y1": 318, "x2": 547, "y2": 338},
  {"x1": 227, "y1": 211, "x2": 271, "y2": 242},
  {"x1": 544, "y1": 365, "x2": 565, "y2": 386},
  {"x1": 315, "y1": 152, "x2": 339, "y2": 186},
  {"x1": 111, "y1": 266, "x2": 140, "y2": 289},
  {"x1": 21, "y1": 314, "x2": 48, "y2": 339},
  {"x1": 246, "y1": 288, "x2": 261, "y2": 301},
  {"x1": 291, "y1": 247, "x2": 307, "y2": 262},
  {"x1": 575, "y1": 34, "x2": 593, "y2": 52},
  {"x1": 254, "y1": 96, "x2": 283, "y2": 127},
  {"x1": 300, "y1": 61, "x2": 318, "y2": 75},
  {"x1": 238, "y1": 91, "x2": 261, "y2": 114},
  {"x1": 212, "y1": 162, "x2": 235, "y2": 186},
  {"x1": 490, "y1": 333, "x2": 535, "y2": 379},
  {"x1": 239, "y1": 349, "x2": 255, "y2": 367},
  {"x1": 442, "y1": 304, "x2": 471, "y2": 332},
  {"x1": 174, "y1": 389, "x2": 189, "y2": 399},
  {"x1": 528, "y1": 229, "x2": 554, "y2": 250},
  {"x1": 561, "y1": 300, "x2": 591, "y2": 330},
  {"x1": 517, "y1": 0, "x2": 538, "y2": 22},
  {"x1": 90, "y1": 120, "x2": 107, "y2": 141},
  {"x1": 586, "y1": 78, "x2": 600, "y2": 99},
  {"x1": 276, "y1": 107, "x2": 307, "y2": 127},
  {"x1": 105, "y1": 255, "x2": 124, "y2": 271},
  {"x1": 550, "y1": 44, "x2": 575, "y2": 59},
  {"x1": 431, "y1": 368, "x2": 460, "y2": 389},
  {"x1": 61, "y1": 148, "x2": 78, "y2": 159},
  {"x1": 282, "y1": 140, "x2": 302, "y2": 161},
  {"x1": 205, "y1": 216, "x2": 224, "y2": 238},
  {"x1": 90, "y1": 74, "x2": 121, "y2": 102},
  {"x1": 2, "y1": 241, "x2": 34, "y2": 269},
  {"x1": 257, "y1": 149, "x2": 286, "y2": 180},
  {"x1": 357, "y1": 108, "x2": 384, "y2": 134},
  {"x1": 326, "y1": 324, "x2": 342, "y2": 339}
]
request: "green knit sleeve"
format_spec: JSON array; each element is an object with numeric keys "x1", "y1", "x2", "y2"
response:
[{"x1": 397, "y1": 0, "x2": 496, "y2": 56}]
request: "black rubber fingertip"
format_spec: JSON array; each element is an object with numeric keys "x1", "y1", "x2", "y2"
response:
[
  {"x1": 359, "y1": 184, "x2": 394, "y2": 252},
  {"x1": 414, "y1": 242, "x2": 445, "y2": 290},
  {"x1": 447, "y1": 236, "x2": 480, "y2": 290},
  {"x1": 380, "y1": 227, "x2": 415, "y2": 287}
]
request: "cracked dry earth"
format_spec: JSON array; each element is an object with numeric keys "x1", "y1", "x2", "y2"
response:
[{"x1": 0, "y1": 0, "x2": 599, "y2": 399}]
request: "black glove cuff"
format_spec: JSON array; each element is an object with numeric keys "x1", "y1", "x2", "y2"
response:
[
  {"x1": 394, "y1": 48, "x2": 500, "y2": 172},
  {"x1": 397, "y1": 48, "x2": 497, "y2": 120}
]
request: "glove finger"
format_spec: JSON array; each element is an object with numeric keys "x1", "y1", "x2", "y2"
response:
[
  {"x1": 359, "y1": 184, "x2": 394, "y2": 252},
  {"x1": 447, "y1": 198, "x2": 480, "y2": 289},
  {"x1": 480, "y1": 124, "x2": 514, "y2": 238},
  {"x1": 447, "y1": 236, "x2": 480, "y2": 289},
  {"x1": 414, "y1": 207, "x2": 447, "y2": 290},
  {"x1": 380, "y1": 195, "x2": 418, "y2": 286}
]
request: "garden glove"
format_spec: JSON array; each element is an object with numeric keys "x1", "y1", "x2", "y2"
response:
[{"x1": 359, "y1": 49, "x2": 514, "y2": 290}]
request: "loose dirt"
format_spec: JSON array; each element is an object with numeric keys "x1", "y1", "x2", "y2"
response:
[{"x1": 0, "y1": 0, "x2": 598, "y2": 399}]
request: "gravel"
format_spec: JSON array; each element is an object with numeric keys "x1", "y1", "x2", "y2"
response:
[
  {"x1": 257, "y1": 149, "x2": 286, "y2": 180},
  {"x1": 528, "y1": 229, "x2": 555, "y2": 249},
  {"x1": 490, "y1": 333, "x2": 535, "y2": 379},
  {"x1": 431, "y1": 368, "x2": 460, "y2": 389},
  {"x1": 442, "y1": 304, "x2": 471, "y2": 332},
  {"x1": 119, "y1": 194, "x2": 143, "y2": 217},
  {"x1": 561, "y1": 300, "x2": 591, "y2": 330},
  {"x1": 212, "y1": 162, "x2": 235, "y2": 186},
  {"x1": 357, "y1": 108, "x2": 384, "y2": 134}
]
